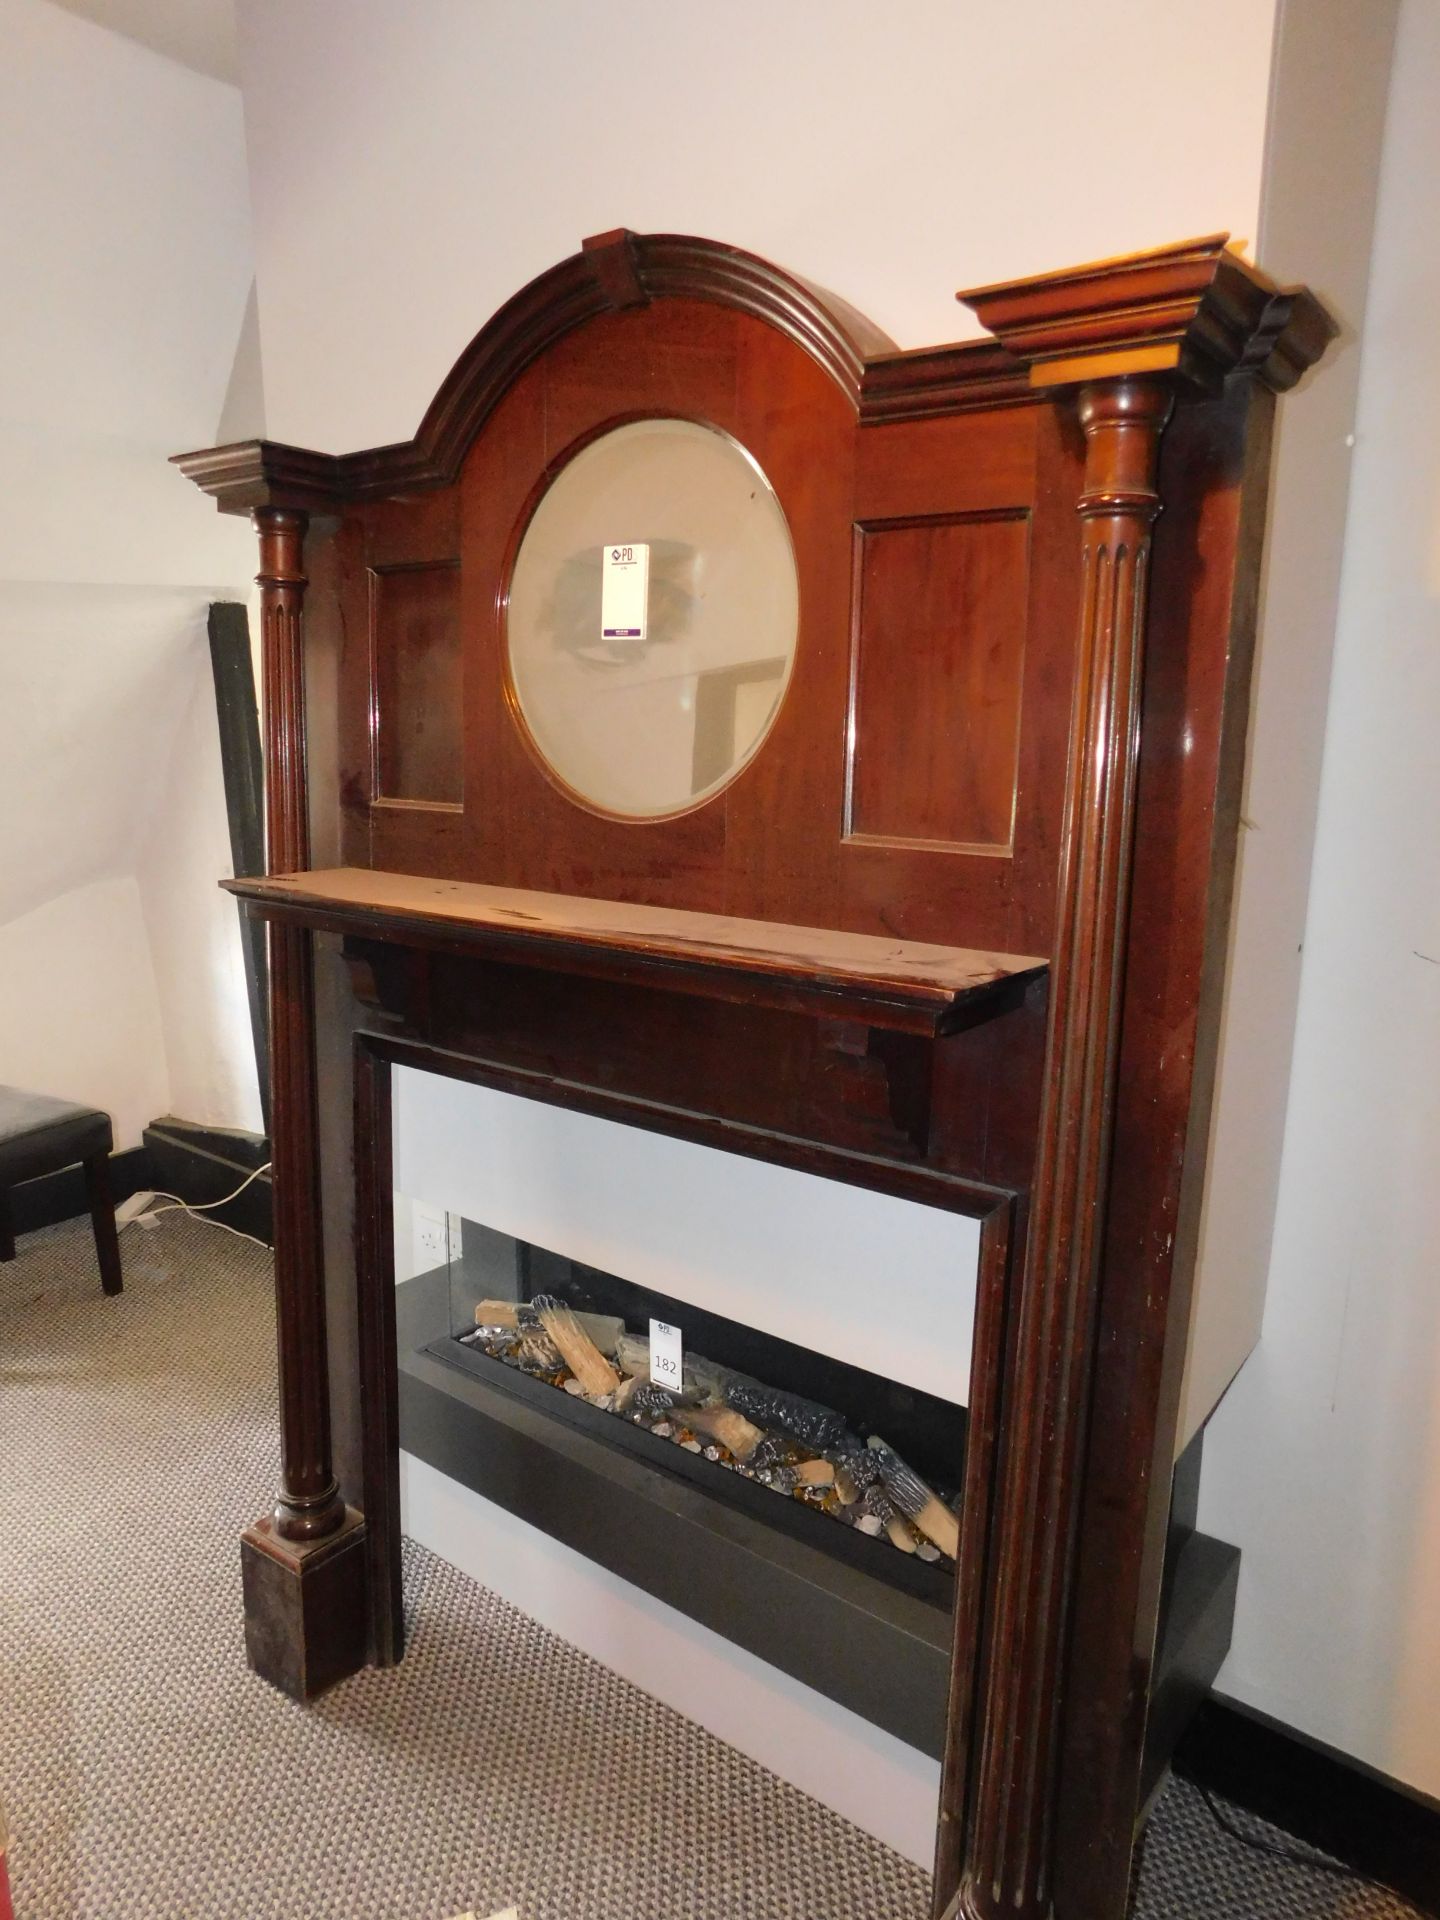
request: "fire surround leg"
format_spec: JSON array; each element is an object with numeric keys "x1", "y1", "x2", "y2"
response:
[
  {"x1": 946, "y1": 378, "x2": 1174, "y2": 1920},
  {"x1": 243, "y1": 504, "x2": 366, "y2": 1696}
]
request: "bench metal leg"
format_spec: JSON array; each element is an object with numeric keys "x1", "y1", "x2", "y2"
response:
[
  {"x1": 83, "y1": 1153, "x2": 123, "y2": 1295},
  {"x1": 0, "y1": 1189, "x2": 13, "y2": 1262}
]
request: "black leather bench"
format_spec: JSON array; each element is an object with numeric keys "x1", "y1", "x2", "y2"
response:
[{"x1": 0, "y1": 1086, "x2": 123, "y2": 1294}]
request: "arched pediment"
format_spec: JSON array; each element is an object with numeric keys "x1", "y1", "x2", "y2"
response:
[{"x1": 173, "y1": 229, "x2": 899, "y2": 513}]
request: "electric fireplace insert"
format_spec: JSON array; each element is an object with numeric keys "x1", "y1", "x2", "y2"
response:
[
  {"x1": 394, "y1": 1203, "x2": 967, "y2": 1752},
  {"x1": 440, "y1": 1220, "x2": 964, "y2": 1592}
]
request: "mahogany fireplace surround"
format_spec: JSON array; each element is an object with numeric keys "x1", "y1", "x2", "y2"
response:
[{"x1": 177, "y1": 230, "x2": 1332, "y2": 1920}]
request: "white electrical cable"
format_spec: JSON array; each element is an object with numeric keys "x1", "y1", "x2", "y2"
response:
[{"x1": 124, "y1": 1160, "x2": 273, "y2": 1251}]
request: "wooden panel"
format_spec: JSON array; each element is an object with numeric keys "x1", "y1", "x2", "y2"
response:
[
  {"x1": 329, "y1": 305, "x2": 1071, "y2": 959},
  {"x1": 461, "y1": 309, "x2": 730, "y2": 909},
  {"x1": 415, "y1": 959, "x2": 978, "y2": 1174},
  {"x1": 371, "y1": 561, "x2": 462, "y2": 804},
  {"x1": 854, "y1": 406, "x2": 1037, "y2": 520},
  {"x1": 459, "y1": 298, "x2": 858, "y2": 926},
  {"x1": 367, "y1": 800, "x2": 465, "y2": 878},
  {"x1": 849, "y1": 513, "x2": 1029, "y2": 851},
  {"x1": 722, "y1": 314, "x2": 855, "y2": 926},
  {"x1": 333, "y1": 488, "x2": 460, "y2": 866},
  {"x1": 839, "y1": 404, "x2": 1084, "y2": 955}
]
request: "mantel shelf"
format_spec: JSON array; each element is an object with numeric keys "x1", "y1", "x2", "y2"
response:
[{"x1": 223, "y1": 867, "x2": 1047, "y2": 1036}]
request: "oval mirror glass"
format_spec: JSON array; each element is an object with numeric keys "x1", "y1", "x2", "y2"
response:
[{"x1": 506, "y1": 419, "x2": 799, "y2": 818}]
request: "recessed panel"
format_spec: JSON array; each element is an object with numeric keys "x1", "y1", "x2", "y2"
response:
[
  {"x1": 372, "y1": 561, "x2": 462, "y2": 804},
  {"x1": 849, "y1": 515, "x2": 1028, "y2": 851}
]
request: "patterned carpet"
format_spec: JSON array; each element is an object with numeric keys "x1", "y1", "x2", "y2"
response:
[{"x1": 0, "y1": 1213, "x2": 1424, "y2": 1919}]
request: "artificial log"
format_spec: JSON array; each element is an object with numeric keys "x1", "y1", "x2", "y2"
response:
[
  {"x1": 794, "y1": 1458, "x2": 836, "y2": 1488},
  {"x1": 532, "y1": 1296, "x2": 621, "y2": 1399},
  {"x1": 473, "y1": 1299, "x2": 520, "y2": 1328},
  {"x1": 686, "y1": 1404, "x2": 766, "y2": 1460},
  {"x1": 867, "y1": 1439, "x2": 962, "y2": 1561},
  {"x1": 460, "y1": 1303, "x2": 954, "y2": 1566},
  {"x1": 475, "y1": 1300, "x2": 624, "y2": 1352}
]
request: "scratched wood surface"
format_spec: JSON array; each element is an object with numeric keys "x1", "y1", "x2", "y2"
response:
[{"x1": 225, "y1": 866, "x2": 1047, "y2": 1010}]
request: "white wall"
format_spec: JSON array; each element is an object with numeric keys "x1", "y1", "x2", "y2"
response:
[
  {"x1": 1179, "y1": 0, "x2": 1399, "y2": 1440},
  {"x1": 0, "y1": 0, "x2": 260, "y2": 1145},
  {"x1": 238, "y1": 0, "x2": 1278, "y2": 448},
  {"x1": 137, "y1": 639, "x2": 264, "y2": 1128},
  {"x1": 1199, "y1": 0, "x2": 1440, "y2": 1797},
  {"x1": 0, "y1": 878, "x2": 169, "y2": 1148}
]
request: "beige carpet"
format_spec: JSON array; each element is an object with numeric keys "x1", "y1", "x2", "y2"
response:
[{"x1": 0, "y1": 1214, "x2": 1422, "y2": 1919}]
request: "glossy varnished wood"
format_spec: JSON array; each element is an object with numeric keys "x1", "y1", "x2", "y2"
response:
[
  {"x1": 173, "y1": 232, "x2": 1329, "y2": 516},
  {"x1": 1054, "y1": 377, "x2": 1283, "y2": 1919},
  {"x1": 961, "y1": 231, "x2": 1336, "y2": 393},
  {"x1": 170, "y1": 231, "x2": 893, "y2": 513},
  {"x1": 370, "y1": 560, "x2": 463, "y2": 805},
  {"x1": 949, "y1": 378, "x2": 1174, "y2": 1920},
  {"x1": 253, "y1": 506, "x2": 349, "y2": 1547},
  {"x1": 345, "y1": 938, "x2": 1038, "y2": 1182},
  {"x1": 848, "y1": 513, "x2": 1030, "y2": 852},
  {"x1": 175, "y1": 231, "x2": 1334, "y2": 1920},
  {"x1": 456, "y1": 296, "x2": 861, "y2": 927}
]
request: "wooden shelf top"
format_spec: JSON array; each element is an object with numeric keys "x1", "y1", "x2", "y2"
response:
[{"x1": 225, "y1": 868, "x2": 1046, "y2": 1035}]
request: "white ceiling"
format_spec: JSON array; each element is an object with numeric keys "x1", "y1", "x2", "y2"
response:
[{"x1": 47, "y1": 0, "x2": 237, "y2": 82}]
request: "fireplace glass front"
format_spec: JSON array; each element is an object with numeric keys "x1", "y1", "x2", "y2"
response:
[{"x1": 431, "y1": 1216, "x2": 966, "y2": 1602}]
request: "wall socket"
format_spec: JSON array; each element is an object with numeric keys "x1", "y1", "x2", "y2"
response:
[{"x1": 412, "y1": 1201, "x2": 460, "y2": 1273}]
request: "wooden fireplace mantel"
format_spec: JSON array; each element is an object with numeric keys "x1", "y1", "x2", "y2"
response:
[
  {"x1": 225, "y1": 868, "x2": 1047, "y2": 1037},
  {"x1": 176, "y1": 226, "x2": 1334, "y2": 1920}
]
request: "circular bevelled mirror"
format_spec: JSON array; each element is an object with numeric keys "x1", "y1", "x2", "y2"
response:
[{"x1": 505, "y1": 418, "x2": 799, "y2": 818}]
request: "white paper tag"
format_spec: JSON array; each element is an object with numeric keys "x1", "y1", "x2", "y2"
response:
[
  {"x1": 649, "y1": 1317, "x2": 683, "y2": 1392},
  {"x1": 601, "y1": 541, "x2": 649, "y2": 640}
]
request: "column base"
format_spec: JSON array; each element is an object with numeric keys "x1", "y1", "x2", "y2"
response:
[{"x1": 240, "y1": 1507, "x2": 368, "y2": 1701}]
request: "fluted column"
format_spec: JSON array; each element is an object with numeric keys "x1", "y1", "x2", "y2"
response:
[
  {"x1": 254, "y1": 505, "x2": 347, "y2": 1544},
  {"x1": 950, "y1": 378, "x2": 1174, "y2": 1920}
]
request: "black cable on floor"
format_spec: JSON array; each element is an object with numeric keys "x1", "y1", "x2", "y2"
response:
[{"x1": 1197, "y1": 1781, "x2": 1399, "y2": 1897}]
